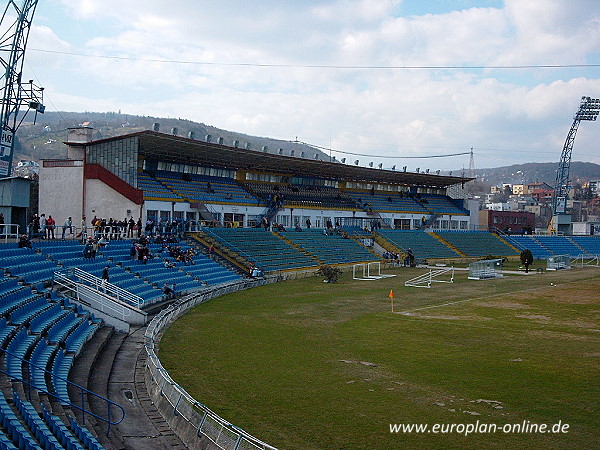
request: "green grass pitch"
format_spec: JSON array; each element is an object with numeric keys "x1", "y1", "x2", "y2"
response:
[{"x1": 159, "y1": 265, "x2": 599, "y2": 449}]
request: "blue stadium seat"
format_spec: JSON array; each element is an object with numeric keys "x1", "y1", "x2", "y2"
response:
[
  {"x1": 69, "y1": 417, "x2": 103, "y2": 450},
  {"x1": 12, "y1": 392, "x2": 62, "y2": 450},
  {"x1": 0, "y1": 394, "x2": 39, "y2": 449},
  {"x1": 42, "y1": 407, "x2": 85, "y2": 450}
]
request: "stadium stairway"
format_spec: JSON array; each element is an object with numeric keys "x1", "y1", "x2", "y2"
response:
[
  {"x1": 492, "y1": 233, "x2": 522, "y2": 255},
  {"x1": 68, "y1": 325, "x2": 187, "y2": 449},
  {"x1": 275, "y1": 232, "x2": 322, "y2": 263},
  {"x1": 190, "y1": 230, "x2": 254, "y2": 274},
  {"x1": 429, "y1": 232, "x2": 467, "y2": 257},
  {"x1": 372, "y1": 232, "x2": 405, "y2": 258}
]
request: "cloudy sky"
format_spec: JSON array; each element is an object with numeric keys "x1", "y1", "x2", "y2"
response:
[{"x1": 22, "y1": 0, "x2": 600, "y2": 170}]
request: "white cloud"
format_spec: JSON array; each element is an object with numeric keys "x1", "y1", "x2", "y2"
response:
[{"x1": 31, "y1": 0, "x2": 600, "y2": 170}]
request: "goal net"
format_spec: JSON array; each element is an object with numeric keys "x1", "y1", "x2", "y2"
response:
[{"x1": 353, "y1": 262, "x2": 396, "y2": 281}]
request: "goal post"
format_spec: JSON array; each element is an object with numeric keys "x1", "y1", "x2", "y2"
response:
[
  {"x1": 405, "y1": 267, "x2": 454, "y2": 288},
  {"x1": 353, "y1": 262, "x2": 396, "y2": 280}
]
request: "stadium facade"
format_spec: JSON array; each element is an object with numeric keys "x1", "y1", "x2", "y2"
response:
[{"x1": 38, "y1": 127, "x2": 473, "y2": 232}]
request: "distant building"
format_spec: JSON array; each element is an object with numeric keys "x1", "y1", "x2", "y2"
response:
[
  {"x1": 484, "y1": 202, "x2": 518, "y2": 212},
  {"x1": 490, "y1": 183, "x2": 512, "y2": 194},
  {"x1": 587, "y1": 180, "x2": 600, "y2": 195},
  {"x1": 527, "y1": 182, "x2": 552, "y2": 192},
  {"x1": 479, "y1": 209, "x2": 535, "y2": 234},
  {"x1": 512, "y1": 184, "x2": 527, "y2": 195},
  {"x1": 530, "y1": 188, "x2": 554, "y2": 203},
  {"x1": 13, "y1": 160, "x2": 39, "y2": 178}
]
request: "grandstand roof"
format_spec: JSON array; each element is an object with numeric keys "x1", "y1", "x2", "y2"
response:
[{"x1": 72, "y1": 130, "x2": 473, "y2": 188}]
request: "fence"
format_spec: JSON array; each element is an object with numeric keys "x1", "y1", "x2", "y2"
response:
[
  {"x1": 54, "y1": 268, "x2": 144, "y2": 309},
  {"x1": 144, "y1": 277, "x2": 285, "y2": 450},
  {"x1": 0, "y1": 223, "x2": 20, "y2": 242}
]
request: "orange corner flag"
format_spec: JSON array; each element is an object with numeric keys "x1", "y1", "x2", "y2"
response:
[{"x1": 389, "y1": 289, "x2": 394, "y2": 299}]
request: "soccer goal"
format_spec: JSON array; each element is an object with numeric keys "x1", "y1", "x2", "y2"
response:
[
  {"x1": 404, "y1": 267, "x2": 454, "y2": 288},
  {"x1": 353, "y1": 262, "x2": 396, "y2": 281},
  {"x1": 570, "y1": 254, "x2": 599, "y2": 267}
]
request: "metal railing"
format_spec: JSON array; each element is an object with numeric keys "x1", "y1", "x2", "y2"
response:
[
  {"x1": 0, "y1": 348, "x2": 125, "y2": 436},
  {"x1": 0, "y1": 223, "x2": 20, "y2": 242},
  {"x1": 144, "y1": 277, "x2": 282, "y2": 450},
  {"x1": 54, "y1": 268, "x2": 144, "y2": 309}
]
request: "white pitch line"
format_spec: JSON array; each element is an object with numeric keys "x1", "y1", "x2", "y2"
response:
[{"x1": 397, "y1": 284, "x2": 556, "y2": 315}]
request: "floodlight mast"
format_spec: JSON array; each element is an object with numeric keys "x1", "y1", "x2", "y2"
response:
[
  {"x1": 552, "y1": 96, "x2": 600, "y2": 216},
  {"x1": 0, "y1": 0, "x2": 44, "y2": 178}
]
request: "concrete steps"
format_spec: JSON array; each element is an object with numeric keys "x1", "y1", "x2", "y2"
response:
[{"x1": 74, "y1": 325, "x2": 188, "y2": 449}]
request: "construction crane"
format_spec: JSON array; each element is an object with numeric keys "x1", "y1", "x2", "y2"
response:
[
  {"x1": 0, "y1": 0, "x2": 44, "y2": 178},
  {"x1": 550, "y1": 96, "x2": 600, "y2": 234}
]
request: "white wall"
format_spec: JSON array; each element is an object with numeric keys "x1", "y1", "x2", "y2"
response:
[
  {"x1": 39, "y1": 164, "x2": 84, "y2": 226},
  {"x1": 84, "y1": 178, "x2": 142, "y2": 222}
]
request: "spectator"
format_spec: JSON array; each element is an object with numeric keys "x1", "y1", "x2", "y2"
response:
[
  {"x1": 101, "y1": 265, "x2": 110, "y2": 290},
  {"x1": 130, "y1": 243, "x2": 138, "y2": 259},
  {"x1": 162, "y1": 282, "x2": 176, "y2": 298},
  {"x1": 405, "y1": 248, "x2": 415, "y2": 267},
  {"x1": 127, "y1": 217, "x2": 135, "y2": 237},
  {"x1": 136, "y1": 218, "x2": 142, "y2": 238},
  {"x1": 40, "y1": 214, "x2": 46, "y2": 239},
  {"x1": 97, "y1": 235, "x2": 109, "y2": 248},
  {"x1": 145, "y1": 218, "x2": 155, "y2": 236},
  {"x1": 29, "y1": 214, "x2": 40, "y2": 239},
  {"x1": 46, "y1": 215, "x2": 56, "y2": 239},
  {"x1": 83, "y1": 239, "x2": 95, "y2": 258},
  {"x1": 62, "y1": 216, "x2": 73, "y2": 239},
  {"x1": 0, "y1": 212, "x2": 4, "y2": 236},
  {"x1": 79, "y1": 216, "x2": 87, "y2": 242},
  {"x1": 18, "y1": 234, "x2": 32, "y2": 249}
]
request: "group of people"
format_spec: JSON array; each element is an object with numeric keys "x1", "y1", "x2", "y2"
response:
[
  {"x1": 383, "y1": 248, "x2": 415, "y2": 267},
  {"x1": 130, "y1": 242, "x2": 153, "y2": 263},
  {"x1": 248, "y1": 263, "x2": 263, "y2": 278},
  {"x1": 158, "y1": 244, "x2": 197, "y2": 265},
  {"x1": 83, "y1": 236, "x2": 109, "y2": 258},
  {"x1": 26, "y1": 213, "x2": 186, "y2": 242},
  {"x1": 29, "y1": 213, "x2": 59, "y2": 239},
  {"x1": 90, "y1": 217, "x2": 143, "y2": 239}
]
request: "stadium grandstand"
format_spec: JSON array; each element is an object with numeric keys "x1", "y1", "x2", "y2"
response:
[
  {"x1": 0, "y1": 126, "x2": 597, "y2": 449},
  {"x1": 38, "y1": 127, "x2": 473, "y2": 238}
]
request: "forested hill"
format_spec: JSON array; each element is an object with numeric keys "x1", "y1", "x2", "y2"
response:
[
  {"x1": 13, "y1": 111, "x2": 600, "y2": 187},
  {"x1": 13, "y1": 111, "x2": 328, "y2": 163},
  {"x1": 471, "y1": 162, "x2": 600, "y2": 187}
]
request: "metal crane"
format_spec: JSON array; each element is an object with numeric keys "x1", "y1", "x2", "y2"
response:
[
  {"x1": 0, "y1": 0, "x2": 44, "y2": 178},
  {"x1": 550, "y1": 96, "x2": 600, "y2": 233}
]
